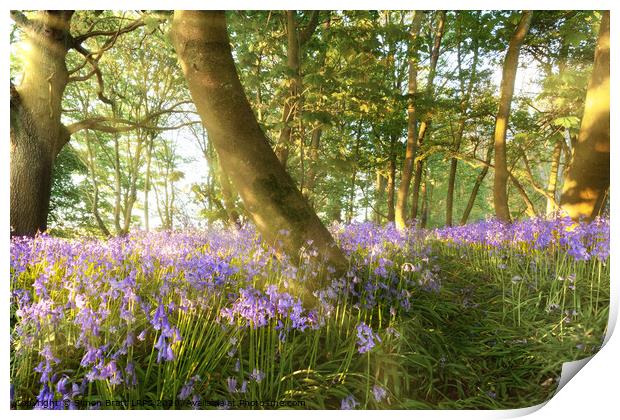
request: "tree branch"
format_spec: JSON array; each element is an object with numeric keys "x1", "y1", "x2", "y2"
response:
[
  {"x1": 69, "y1": 42, "x2": 113, "y2": 105},
  {"x1": 73, "y1": 16, "x2": 146, "y2": 44},
  {"x1": 66, "y1": 101, "x2": 194, "y2": 135},
  {"x1": 298, "y1": 10, "x2": 320, "y2": 45},
  {"x1": 10, "y1": 11, "x2": 32, "y2": 30}
]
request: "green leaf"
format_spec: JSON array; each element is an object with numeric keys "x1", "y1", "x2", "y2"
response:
[{"x1": 552, "y1": 116, "x2": 580, "y2": 128}]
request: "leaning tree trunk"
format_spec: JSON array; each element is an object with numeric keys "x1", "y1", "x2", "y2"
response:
[
  {"x1": 559, "y1": 11, "x2": 609, "y2": 222},
  {"x1": 492, "y1": 10, "x2": 533, "y2": 222},
  {"x1": 394, "y1": 11, "x2": 424, "y2": 231},
  {"x1": 171, "y1": 11, "x2": 348, "y2": 289},
  {"x1": 10, "y1": 11, "x2": 73, "y2": 236}
]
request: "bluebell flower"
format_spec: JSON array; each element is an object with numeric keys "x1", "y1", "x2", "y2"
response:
[
  {"x1": 356, "y1": 322, "x2": 381, "y2": 353},
  {"x1": 250, "y1": 368, "x2": 265, "y2": 383},
  {"x1": 226, "y1": 377, "x2": 237, "y2": 393},
  {"x1": 341, "y1": 395, "x2": 359, "y2": 410},
  {"x1": 34, "y1": 384, "x2": 56, "y2": 410},
  {"x1": 179, "y1": 376, "x2": 199, "y2": 400},
  {"x1": 372, "y1": 385, "x2": 387, "y2": 402}
]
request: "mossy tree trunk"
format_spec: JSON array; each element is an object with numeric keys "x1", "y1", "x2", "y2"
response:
[
  {"x1": 10, "y1": 11, "x2": 74, "y2": 236},
  {"x1": 171, "y1": 11, "x2": 348, "y2": 288}
]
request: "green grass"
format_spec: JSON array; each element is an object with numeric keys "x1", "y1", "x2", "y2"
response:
[{"x1": 10, "y1": 233, "x2": 609, "y2": 410}]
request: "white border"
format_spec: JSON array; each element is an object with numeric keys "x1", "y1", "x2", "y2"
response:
[{"x1": 3, "y1": 2, "x2": 618, "y2": 419}]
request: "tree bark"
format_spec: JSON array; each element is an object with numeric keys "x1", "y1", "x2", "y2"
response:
[
  {"x1": 492, "y1": 11, "x2": 533, "y2": 222},
  {"x1": 10, "y1": 11, "x2": 74, "y2": 236},
  {"x1": 559, "y1": 11, "x2": 609, "y2": 222},
  {"x1": 171, "y1": 11, "x2": 348, "y2": 287},
  {"x1": 395, "y1": 11, "x2": 424, "y2": 230}
]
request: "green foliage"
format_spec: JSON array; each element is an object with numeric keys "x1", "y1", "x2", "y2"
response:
[
  {"x1": 8, "y1": 9, "x2": 603, "y2": 232},
  {"x1": 48, "y1": 146, "x2": 94, "y2": 236}
]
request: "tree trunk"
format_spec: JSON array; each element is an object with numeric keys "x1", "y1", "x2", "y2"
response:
[
  {"x1": 410, "y1": 11, "x2": 445, "y2": 222},
  {"x1": 85, "y1": 133, "x2": 111, "y2": 237},
  {"x1": 347, "y1": 127, "x2": 363, "y2": 223},
  {"x1": 275, "y1": 11, "x2": 300, "y2": 166},
  {"x1": 420, "y1": 167, "x2": 431, "y2": 228},
  {"x1": 303, "y1": 125, "x2": 322, "y2": 203},
  {"x1": 545, "y1": 139, "x2": 563, "y2": 216},
  {"x1": 511, "y1": 176, "x2": 537, "y2": 218},
  {"x1": 171, "y1": 11, "x2": 348, "y2": 288},
  {"x1": 122, "y1": 134, "x2": 144, "y2": 234},
  {"x1": 460, "y1": 143, "x2": 493, "y2": 225},
  {"x1": 375, "y1": 170, "x2": 386, "y2": 224},
  {"x1": 144, "y1": 135, "x2": 154, "y2": 232},
  {"x1": 386, "y1": 136, "x2": 397, "y2": 222},
  {"x1": 410, "y1": 122, "x2": 428, "y2": 221},
  {"x1": 10, "y1": 11, "x2": 73, "y2": 236},
  {"x1": 112, "y1": 134, "x2": 123, "y2": 234},
  {"x1": 445, "y1": 127, "x2": 461, "y2": 226},
  {"x1": 492, "y1": 11, "x2": 533, "y2": 222},
  {"x1": 559, "y1": 11, "x2": 609, "y2": 222},
  {"x1": 446, "y1": 17, "x2": 479, "y2": 226},
  {"x1": 395, "y1": 11, "x2": 424, "y2": 230},
  {"x1": 218, "y1": 166, "x2": 241, "y2": 228},
  {"x1": 275, "y1": 10, "x2": 321, "y2": 169}
]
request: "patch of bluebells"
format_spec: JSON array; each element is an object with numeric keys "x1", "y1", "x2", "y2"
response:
[
  {"x1": 356, "y1": 322, "x2": 381, "y2": 354},
  {"x1": 433, "y1": 216, "x2": 609, "y2": 262},
  {"x1": 10, "y1": 218, "x2": 608, "y2": 407}
]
